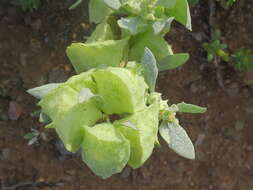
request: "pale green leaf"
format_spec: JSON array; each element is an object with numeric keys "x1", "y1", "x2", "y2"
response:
[
  {"x1": 78, "y1": 88, "x2": 95, "y2": 103},
  {"x1": 86, "y1": 21, "x2": 114, "y2": 43},
  {"x1": 66, "y1": 39, "x2": 128, "y2": 73},
  {"x1": 89, "y1": 0, "x2": 112, "y2": 23},
  {"x1": 177, "y1": 102, "x2": 207, "y2": 113},
  {"x1": 152, "y1": 17, "x2": 174, "y2": 34},
  {"x1": 117, "y1": 17, "x2": 147, "y2": 35},
  {"x1": 140, "y1": 48, "x2": 158, "y2": 92},
  {"x1": 81, "y1": 123, "x2": 130, "y2": 179},
  {"x1": 159, "y1": 121, "x2": 170, "y2": 144},
  {"x1": 129, "y1": 29, "x2": 171, "y2": 61},
  {"x1": 156, "y1": 0, "x2": 177, "y2": 8},
  {"x1": 27, "y1": 83, "x2": 62, "y2": 99},
  {"x1": 163, "y1": 122, "x2": 195, "y2": 159},
  {"x1": 103, "y1": 0, "x2": 121, "y2": 9},
  {"x1": 165, "y1": 0, "x2": 191, "y2": 30},
  {"x1": 158, "y1": 53, "x2": 189, "y2": 71}
]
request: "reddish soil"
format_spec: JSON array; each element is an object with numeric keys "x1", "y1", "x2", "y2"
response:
[{"x1": 0, "y1": 1, "x2": 253, "y2": 190}]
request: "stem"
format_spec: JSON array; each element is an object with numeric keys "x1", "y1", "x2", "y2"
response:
[{"x1": 69, "y1": 0, "x2": 83, "y2": 10}]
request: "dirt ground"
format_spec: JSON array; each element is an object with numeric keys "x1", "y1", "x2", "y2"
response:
[{"x1": 0, "y1": 0, "x2": 253, "y2": 190}]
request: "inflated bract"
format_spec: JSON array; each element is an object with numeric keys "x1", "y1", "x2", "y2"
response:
[
  {"x1": 38, "y1": 85, "x2": 79, "y2": 122},
  {"x1": 116, "y1": 100, "x2": 160, "y2": 168},
  {"x1": 92, "y1": 67, "x2": 147, "y2": 114},
  {"x1": 55, "y1": 99, "x2": 103, "y2": 152},
  {"x1": 81, "y1": 123, "x2": 130, "y2": 179}
]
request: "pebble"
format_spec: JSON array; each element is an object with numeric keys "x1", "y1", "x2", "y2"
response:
[
  {"x1": 226, "y1": 83, "x2": 240, "y2": 97},
  {"x1": 235, "y1": 120, "x2": 245, "y2": 131},
  {"x1": 245, "y1": 108, "x2": 253, "y2": 114},
  {"x1": 20, "y1": 53, "x2": 27, "y2": 67},
  {"x1": 8, "y1": 101, "x2": 23, "y2": 120},
  {"x1": 1, "y1": 148, "x2": 11, "y2": 159},
  {"x1": 195, "y1": 134, "x2": 206, "y2": 146}
]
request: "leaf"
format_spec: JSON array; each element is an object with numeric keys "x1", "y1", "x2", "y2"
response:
[
  {"x1": 69, "y1": 0, "x2": 82, "y2": 10},
  {"x1": 81, "y1": 123, "x2": 130, "y2": 179},
  {"x1": 121, "y1": 121, "x2": 138, "y2": 130},
  {"x1": 86, "y1": 21, "x2": 114, "y2": 43},
  {"x1": 158, "y1": 53, "x2": 189, "y2": 71},
  {"x1": 140, "y1": 48, "x2": 158, "y2": 92},
  {"x1": 117, "y1": 17, "x2": 147, "y2": 35},
  {"x1": 66, "y1": 39, "x2": 128, "y2": 73},
  {"x1": 89, "y1": 0, "x2": 112, "y2": 23},
  {"x1": 103, "y1": 0, "x2": 121, "y2": 9},
  {"x1": 66, "y1": 70, "x2": 97, "y2": 92},
  {"x1": 152, "y1": 17, "x2": 174, "y2": 34},
  {"x1": 27, "y1": 83, "x2": 62, "y2": 99},
  {"x1": 129, "y1": 28, "x2": 171, "y2": 62},
  {"x1": 78, "y1": 88, "x2": 95, "y2": 103},
  {"x1": 161, "y1": 122, "x2": 195, "y2": 159},
  {"x1": 165, "y1": 0, "x2": 191, "y2": 30},
  {"x1": 39, "y1": 112, "x2": 52, "y2": 124},
  {"x1": 156, "y1": 0, "x2": 177, "y2": 8},
  {"x1": 45, "y1": 123, "x2": 55, "y2": 129},
  {"x1": 159, "y1": 121, "x2": 170, "y2": 144},
  {"x1": 24, "y1": 132, "x2": 37, "y2": 140},
  {"x1": 177, "y1": 102, "x2": 207, "y2": 113},
  {"x1": 28, "y1": 137, "x2": 39, "y2": 145}
]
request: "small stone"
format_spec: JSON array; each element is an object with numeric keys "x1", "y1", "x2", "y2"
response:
[
  {"x1": 226, "y1": 83, "x2": 240, "y2": 97},
  {"x1": 20, "y1": 53, "x2": 27, "y2": 67},
  {"x1": 235, "y1": 121, "x2": 245, "y2": 131},
  {"x1": 195, "y1": 134, "x2": 205, "y2": 146},
  {"x1": 245, "y1": 108, "x2": 253, "y2": 114},
  {"x1": 1, "y1": 148, "x2": 11, "y2": 159},
  {"x1": 8, "y1": 101, "x2": 23, "y2": 120}
]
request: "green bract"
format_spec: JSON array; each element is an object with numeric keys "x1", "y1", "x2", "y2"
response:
[
  {"x1": 27, "y1": 0, "x2": 206, "y2": 179},
  {"x1": 92, "y1": 67, "x2": 147, "y2": 114},
  {"x1": 116, "y1": 101, "x2": 159, "y2": 168},
  {"x1": 81, "y1": 123, "x2": 130, "y2": 179}
]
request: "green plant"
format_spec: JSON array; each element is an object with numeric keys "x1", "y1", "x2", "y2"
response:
[
  {"x1": 203, "y1": 30, "x2": 229, "y2": 62},
  {"x1": 204, "y1": 30, "x2": 253, "y2": 72},
  {"x1": 27, "y1": 0, "x2": 206, "y2": 179},
  {"x1": 231, "y1": 48, "x2": 253, "y2": 71},
  {"x1": 24, "y1": 128, "x2": 47, "y2": 145},
  {"x1": 15, "y1": 0, "x2": 40, "y2": 12}
]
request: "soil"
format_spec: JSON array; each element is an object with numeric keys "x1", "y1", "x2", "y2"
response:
[{"x1": 0, "y1": 0, "x2": 253, "y2": 190}]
